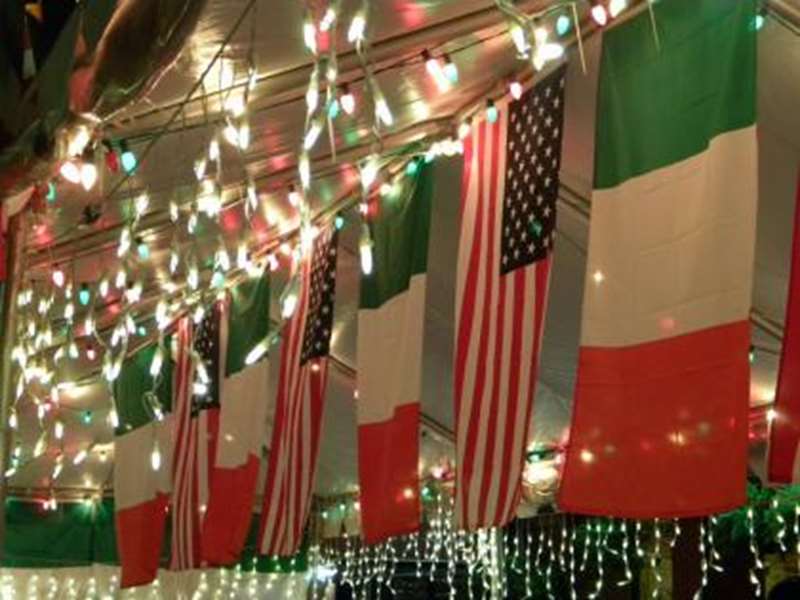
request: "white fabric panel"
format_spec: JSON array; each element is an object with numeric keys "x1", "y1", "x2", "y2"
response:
[
  {"x1": 357, "y1": 274, "x2": 426, "y2": 424},
  {"x1": 581, "y1": 126, "x2": 758, "y2": 347},
  {"x1": 114, "y1": 416, "x2": 173, "y2": 510},
  {"x1": 217, "y1": 361, "x2": 270, "y2": 467}
]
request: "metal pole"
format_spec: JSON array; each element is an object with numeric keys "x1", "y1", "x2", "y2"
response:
[{"x1": 0, "y1": 208, "x2": 28, "y2": 560}]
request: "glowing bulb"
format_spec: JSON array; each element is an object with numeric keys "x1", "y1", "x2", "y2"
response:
[
  {"x1": 348, "y1": 13, "x2": 366, "y2": 44},
  {"x1": 52, "y1": 269, "x2": 65, "y2": 288},
  {"x1": 73, "y1": 449, "x2": 88, "y2": 465},
  {"x1": 120, "y1": 142, "x2": 137, "y2": 174},
  {"x1": 60, "y1": 161, "x2": 81, "y2": 184},
  {"x1": 288, "y1": 185, "x2": 302, "y2": 207},
  {"x1": 299, "y1": 153, "x2": 311, "y2": 190},
  {"x1": 320, "y1": 7, "x2": 336, "y2": 31},
  {"x1": 246, "y1": 341, "x2": 268, "y2": 365},
  {"x1": 590, "y1": 3, "x2": 609, "y2": 26},
  {"x1": 423, "y1": 50, "x2": 450, "y2": 92},
  {"x1": 340, "y1": 86, "x2": 355, "y2": 115},
  {"x1": 78, "y1": 284, "x2": 91, "y2": 306},
  {"x1": 609, "y1": 0, "x2": 627, "y2": 18},
  {"x1": 134, "y1": 193, "x2": 149, "y2": 218},
  {"x1": 360, "y1": 155, "x2": 379, "y2": 190},
  {"x1": 281, "y1": 278, "x2": 301, "y2": 319},
  {"x1": 149, "y1": 346, "x2": 164, "y2": 378},
  {"x1": 303, "y1": 21, "x2": 317, "y2": 54},
  {"x1": 194, "y1": 158, "x2": 207, "y2": 180},
  {"x1": 209, "y1": 138, "x2": 220, "y2": 161},
  {"x1": 486, "y1": 99, "x2": 499, "y2": 124},
  {"x1": 303, "y1": 119, "x2": 323, "y2": 150},
  {"x1": 151, "y1": 442, "x2": 162, "y2": 471},
  {"x1": 556, "y1": 14, "x2": 572, "y2": 36},
  {"x1": 375, "y1": 96, "x2": 394, "y2": 127},
  {"x1": 80, "y1": 162, "x2": 98, "y2": 191},
  {"x1": 510, "y1": 25, "x2": 529, "y2": 55},
  {"x1": 54, "y1": 420, "x2": 64, "y2": 440},
  {"x1": 237, "y1": 122, "x2": 250, "y2": 149},
  {"x1": 359, "y1": 223, "x2": 374, "y2": 276},
  {"x1": 509, "y1": 80, "x2": 523, "y2": 100}
]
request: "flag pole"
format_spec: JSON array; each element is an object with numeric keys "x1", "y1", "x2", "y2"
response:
[{"x1": 0, "y1": 207, "x2": 28, "y2": 560}]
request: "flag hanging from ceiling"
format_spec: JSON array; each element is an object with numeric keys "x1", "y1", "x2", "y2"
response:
[
  {"x1": 170, "y1": 312, "x2": 221, "y2": 570},
  {"x1": 454, "y1": 65, "x2": 566, "y2": 531},
  {"x1": 113, "y1": 344, "x2": 173, "y2": 588},
  {"x1": 258, "y1": 227, "x2": 339, "y2": 556},
  {"x1": 559, "y1": 0, "x2": 757, "y2": 517},
  {"x1": 768, "y1": 171, "x2": 800, "y2": 483},
  {"x1": 356, "y1": 161, "x2": 433, "y2": 544},
  {"x1": 202, "y1": 273, "x2": 271, "y2": 565}
]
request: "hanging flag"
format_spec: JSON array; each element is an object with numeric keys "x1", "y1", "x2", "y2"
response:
[
  {"x1": 170, "y1": 312, "x2": 221, "y2": 570},
  {"x1": 768, "y1": 171, "x2": 800, "y2": 483},
  {"x1": 454, "y1": 65, "x2": 566, "y2": 531},
  {"x1": 113, "y1": 344, "x2": 173, "y2": 588},
  {"x1": 202, "y1": 273, "x2": 271, "y2": 565},
  {"x1": 559, "y1": 0, "x2": 758, "y2": 517},
  {"x1": 356, "y1": 162, "x2": 433, "y2": 544},
  {"x1": 258, "y1": 227, "x2": 339, "y2": 556}
]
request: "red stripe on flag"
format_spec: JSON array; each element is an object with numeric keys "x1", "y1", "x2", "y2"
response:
[
  {"x1": 358, "y1": 403, "x2": 420, "y2": 544},
  {"x1": 476, "y1": 119, "x2": 503, "y2": 527},
  {"x1": 201, "y1": 455, "x2": 260, "y2": 565},
  {"x1": 559, "y1": 321, "x2": 750, "y2": 518},
  {"x1": 494, "y1": 268, "x2": 526, "y2": 523},
  {"x1": 768, "y1": 172, "x2": 800, "y2": 483},
  {"x1": 117, "y1": 493, "x2": 168, "y2": 588},
  {"x1": 507, "y1": 258, "x2": 551, "y2": 520},
  {"x1": 455, "y1": 121, "x2": 488, "y2": 528}
]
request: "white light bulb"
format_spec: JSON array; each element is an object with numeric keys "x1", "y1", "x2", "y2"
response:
[
  {"x1": 150, "y1": 443, "x2": 161, "y2": 471},
  {"x1": 359, "y1": 224, "x2": 374, "y2": 276},
  {"x1": 80, "y1": 162, "x2": 98, "y2": 191},
  {"x1": 73, "y1": 450, "x2": 88, "y2": 465},
  {"x1": 303, "y1": 120, "x2": 323, "y2": 150},
  {"x1": 340, "y1": 91, "x2": 356, "y2": 115},
  {"x1": 348, "y1": 13, "x2": 366, "y2": 44},
  {"x1": 150, "y1": 347, "x2": 164, "y2": 378},
  {"x1": 303, "y1": 21, "x2": 317, "y2": 54}
]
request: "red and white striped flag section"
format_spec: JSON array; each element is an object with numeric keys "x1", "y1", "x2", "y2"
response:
[
  {"x1": 114, "y1": 345, "x2": 173, "y2": 588},
  {"x1": 202, "y1": 274, "x2": 271, "y2": 565},
  {"x1": 258, "y1": 226, "x2": 339, "y2": 556},
  {"x1": 170, "y1": 312, "x2": 221, "y2": 570},
  {"x1": 768, "y1": 171, "x2": 800, "y2": 483},
  {"x1": 356, "y1": 162, "x2": 433, "y2": 544},
  {"x1": 454, "y1": 66, "x2": 566, "y2": 531},
  {"x1": 559, "y1": 0, "x2": 757, "y2": 517}
]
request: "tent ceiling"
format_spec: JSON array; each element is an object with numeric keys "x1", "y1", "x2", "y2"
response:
[{"x1": 7, "y1": 1, "x2": 800, "y2": 503}]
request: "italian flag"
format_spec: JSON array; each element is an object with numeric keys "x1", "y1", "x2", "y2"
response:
[
  {"x1": 356, "y1": 161, "x2": 433, "y2": 544},
  {"x1": 201, "y1": 273, "x2": 271, "y2": 565},
  {"x1": 114, "y1": 345, "x2": 173, "y2": 588},
  {"x1": 559, "y1": 0, "x2": 758, "y2": 517}
]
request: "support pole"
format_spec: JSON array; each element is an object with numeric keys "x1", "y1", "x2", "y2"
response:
[{"x1": 0, "y1": 208, "x2": 28, "y2": 560}]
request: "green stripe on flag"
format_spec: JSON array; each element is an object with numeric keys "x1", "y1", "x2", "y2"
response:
[
  {"x1": 113, "y1": 343, "x2": 173, "y2": 433},
  {"x1": 594, "y1": 0, "x2": 757, "y2": 190},
  {"x1": 360, "y1": 161, "x2": 433, "y2": 310},
  {"x1": 226, "y1": 273, "x2": 270, "y2": 376}
]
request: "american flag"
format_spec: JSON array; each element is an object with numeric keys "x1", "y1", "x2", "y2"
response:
[
  {"x1": 258, "y1": 226, "x2": 338, "y2": 556},
  {"x1": 454, "y1": 66, "x2": 566, "y2": 531},
  {"x1": 170, "y1": 308, "x2": 221, "y2": 569}
]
